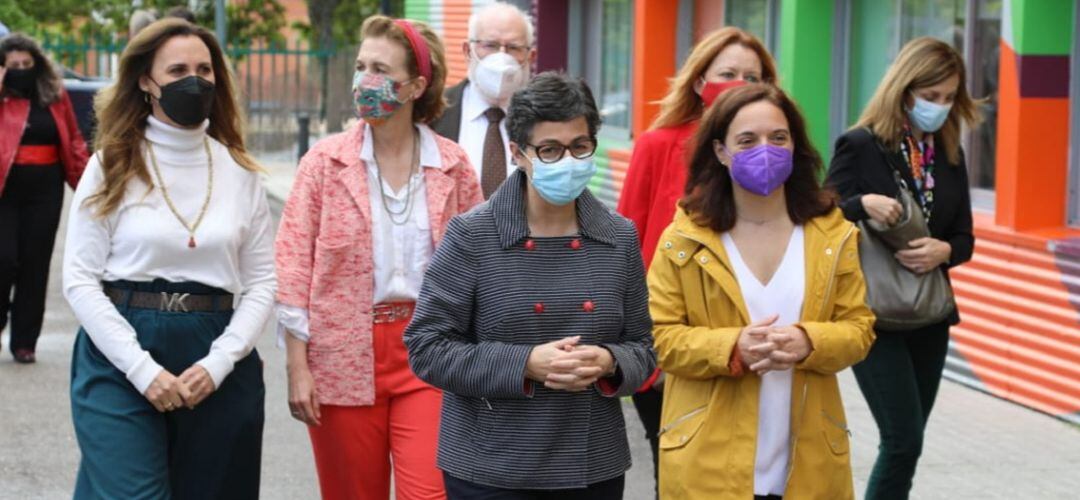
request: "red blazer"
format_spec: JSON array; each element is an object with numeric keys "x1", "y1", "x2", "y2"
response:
[
  {"x1": 0, "y1": 90, "x2": 88, "y2": 193},
  {"x1": 616, "y1": 121, "x2": 698, "y2": 269}
]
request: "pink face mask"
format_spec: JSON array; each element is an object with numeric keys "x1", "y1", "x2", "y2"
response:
[{"x1": 700, "y1": 79, "x2": 749, "y2": 107}]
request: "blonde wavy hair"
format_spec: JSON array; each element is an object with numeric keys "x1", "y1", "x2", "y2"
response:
[
  {"x1": 87, "y1": 18, "x2": 258, "y2": 218},
  {"x1": 854, "y1": 37, "x2": 980, "y2": 165},
  {"x1": 651, "y1": 27, "x2": 777, "y2": 130}
]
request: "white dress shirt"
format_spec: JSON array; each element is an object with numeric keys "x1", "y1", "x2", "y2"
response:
[
  {"x1": 458, "y1": 81, "x2": 515, "y2": 181},
  {"x1": 63, "y1": 116, "x2": 277, "y2": 394},
  {"x1": 722, "y1": 226, "x2": 805, "y2": 497},
  {"x1": 276, "y1": 124, "x2": 441, "y2": 343}
]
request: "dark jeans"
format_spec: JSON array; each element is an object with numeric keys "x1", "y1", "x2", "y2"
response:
[
  {"x1": 853, "y1": 322, "x2": 950, "y2": 500},
  {"x1": 444, "y1": 472, "x2": 624, "y2": 500},
  {"x1": 71, "y1": 280, "x2": 265, "y2": 499},
  {"x1": 0, "y1": 164, "x2": 64, "y2": 354},
  {"x1": 631, "y1": 386, "x2": 662, "y2": 498}
]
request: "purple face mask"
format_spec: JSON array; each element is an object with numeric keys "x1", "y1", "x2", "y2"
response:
[{"x1": 725, "y1": 144, "x2": 794, "y2": 196}]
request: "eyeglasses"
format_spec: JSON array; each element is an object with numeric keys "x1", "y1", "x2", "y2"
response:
[
  {"x1": 469, "y1": 39, "x2": 531, "y2": 59},
  {"x1": 525, "y1": 139, "x2": 598, "y2": 164}
]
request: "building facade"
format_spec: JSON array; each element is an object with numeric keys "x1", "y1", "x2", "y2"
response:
[{"x1": 405, "y1": 0, "x2": 1080, "y2": 425}]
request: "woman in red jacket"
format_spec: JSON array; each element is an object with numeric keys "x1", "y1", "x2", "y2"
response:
[
  {"x1": 615, "y1": 26, "x2": 776, "y2": 492},
  {"x1": 0, "y1": 33, "x2": 88, "y2": 363}
]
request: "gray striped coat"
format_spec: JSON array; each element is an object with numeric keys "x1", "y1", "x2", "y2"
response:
[{"x1": 404, "y1": 169, "x2": 656, "y2": 490}]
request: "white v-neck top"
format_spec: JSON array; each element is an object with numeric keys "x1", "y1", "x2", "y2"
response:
[{"x1": 722, "y1": 225, "x2": 805, "y2": 497}]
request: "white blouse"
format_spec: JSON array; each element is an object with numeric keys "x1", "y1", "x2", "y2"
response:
[
  {"x1": 276, "y1": 123, "x2": 441, "y2": 343},
  {"x1": 63, "y1": 116, "x2": 276, "y2": 394},
  {"x1": 722, "y1": 225, "x2": 805, "y2": 497}
]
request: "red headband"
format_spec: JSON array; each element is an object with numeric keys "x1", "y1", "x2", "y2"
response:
[{"x1": 394, "y1": 19, "x2": 432, "y2": 83}]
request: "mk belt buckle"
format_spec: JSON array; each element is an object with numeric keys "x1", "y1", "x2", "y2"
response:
[{"x1": 159, "y1": 292, "x2": 191, "y2": 312}]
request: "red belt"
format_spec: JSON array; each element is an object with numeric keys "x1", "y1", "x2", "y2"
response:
[{"x1": 14, "y1": 145, "x2": 60, "y2": 165}]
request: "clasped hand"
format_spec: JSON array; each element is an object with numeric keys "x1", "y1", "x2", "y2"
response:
[
  {"x1": 737, "y1": 315, "x2": 812, "y2": 375},
  {"x1": 526, "y1": 336, "x2": 615, "y2": 392},
  {"x1": 142, "y1": 365, "x2": 216, "y2": 412}
]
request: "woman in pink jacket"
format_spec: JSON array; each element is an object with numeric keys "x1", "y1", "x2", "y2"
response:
[{"x1": 274, "y1": 15, "x2": 483, "y2": 500}]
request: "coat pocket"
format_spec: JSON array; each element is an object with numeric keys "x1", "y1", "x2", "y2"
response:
[
  {"x1": 658, "y1": 405, "x2": 707, "y2": 450},
  {"x1": 307, "y1": 238, "x2": 357, "y2": 352},
  {"x1": 822, "y1": 409, "x2": 851, "y2": 455}
]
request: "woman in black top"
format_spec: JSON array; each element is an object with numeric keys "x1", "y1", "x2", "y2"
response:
[
  {"x1": 0, "y1": 34, "x2": 88, "y2": 363},
  {"x1": 826, "y1": 37, "x2": 978, "y2": 500}
]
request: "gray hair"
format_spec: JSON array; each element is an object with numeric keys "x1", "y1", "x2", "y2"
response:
[
  {"x1": 467, "y1": 2, "x2": 534, "y2": 47},
  {"x1": 129, "y1": 9, "x2": 158, "y2": 38}
]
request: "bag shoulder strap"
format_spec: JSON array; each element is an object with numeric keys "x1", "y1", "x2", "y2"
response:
[{"x1": 863, "y1": 127, "x2": 913, "y2": 195}]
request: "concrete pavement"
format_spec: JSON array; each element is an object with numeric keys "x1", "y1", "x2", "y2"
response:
[{"x1": 1, "y1": 175, "x2": 1079, "y2": 499}]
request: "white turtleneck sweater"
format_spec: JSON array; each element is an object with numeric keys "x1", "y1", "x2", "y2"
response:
[{"x1": 63, "y1": 116, "x2": 276, "y2": 394}]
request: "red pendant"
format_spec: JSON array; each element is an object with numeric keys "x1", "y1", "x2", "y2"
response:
[{"x1": 188, "y1": 236, "x2": 197, "y2": 248}]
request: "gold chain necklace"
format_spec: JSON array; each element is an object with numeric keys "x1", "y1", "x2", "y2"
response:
[{"x1": 147, "y1": 138, "x2": 213, "y2": 249}]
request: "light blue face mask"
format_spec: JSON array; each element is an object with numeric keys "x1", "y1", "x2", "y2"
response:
[
  {"x1": 908, "y1": 95, "x2": 952, "y2": 133},
  {"x1": 528, "y1": 155, "x2": 596, "y2": 206}
]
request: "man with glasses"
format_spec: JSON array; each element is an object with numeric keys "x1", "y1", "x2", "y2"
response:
[{"x1": 433, "y1": 2, "x2": 536, "y2": 199}]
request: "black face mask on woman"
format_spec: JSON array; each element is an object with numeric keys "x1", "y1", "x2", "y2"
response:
[
  {"x1": 3, "y1": 67, "x2": 37, "y2": 96},
  {"x1": 151, "y1": 75, "x2": 216, "y2": 127}
]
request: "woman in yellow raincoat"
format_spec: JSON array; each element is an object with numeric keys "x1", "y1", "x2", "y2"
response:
[{"x1": 647, "y1": 84, "x2": 875, "y2": 500}]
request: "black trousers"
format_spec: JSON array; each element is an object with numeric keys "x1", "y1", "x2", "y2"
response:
[
  {"x1": 853, "y1": 322, "x2": 950, "y2": 500},
  {"x1": 0, "y1": 164, "x2": 64, "y2": 354},
  {"x1": 631, "y1": 386, "x2": 662, "y2": 498},
  {"x1": 444, "y1": 473, "x2": 624, "y2": 500}
]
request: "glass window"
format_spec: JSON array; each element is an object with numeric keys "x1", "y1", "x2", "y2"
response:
[
  {"x1": 725, "y1": 0, "x2": 769, "y2": 40},
  {"x1": 597, "y1": 0, "x2": 633, "y2": 131},
  {"x1": 846, "y1": 0, "x2": 1001, "y2": 191}
]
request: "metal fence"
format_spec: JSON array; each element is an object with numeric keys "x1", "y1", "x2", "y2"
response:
[{"x1": 38, "y1": 33, "x2": 355, "y2": 157}]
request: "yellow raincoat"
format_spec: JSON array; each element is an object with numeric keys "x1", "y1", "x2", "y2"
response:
[{"x1": 648, "y1": 207, "x2": 875, "y2": 500}]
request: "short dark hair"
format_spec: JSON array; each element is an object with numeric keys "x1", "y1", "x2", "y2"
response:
[
  {"x1": 506, "y1": 72, "x2": 601, "y2": 147},
  {"x1": 164, "y1": 6, "x2": 198, "y2": 24},
  {"x1": 0, "y1": 33, "x2": 63, "y2": 106},
  {"x1": 680, "y1": 84, "x2": 836, "y2": 232}
]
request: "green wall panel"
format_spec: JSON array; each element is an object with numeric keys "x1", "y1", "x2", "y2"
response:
[
  {"x1": 1011, "y1": 0, "x2": 1072, "y2": 55},
  {"x1": 778, "y1": 0, "x2": 834, "y2": 162}
]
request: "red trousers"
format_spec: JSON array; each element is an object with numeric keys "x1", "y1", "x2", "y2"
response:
[{"x1": 308, "y1": 310, "x2": 445, "y2": 500}]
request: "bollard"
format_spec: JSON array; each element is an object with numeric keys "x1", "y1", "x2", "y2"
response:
[{"x1": 297, "y1": 113, "x2": 311, "y2": 161}]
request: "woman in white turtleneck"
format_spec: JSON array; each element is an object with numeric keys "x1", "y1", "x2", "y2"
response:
[{"x1": 62, "y1": 19, "x2": 274, "y2": 500}]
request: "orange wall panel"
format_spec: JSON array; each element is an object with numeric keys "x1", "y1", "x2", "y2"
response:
[
  {"x1": 443, "y1": 0, "x2": 472, "y2": 86},
  {"x1": 631, "y1": 1, "x2": 680, "y2": 137},
  {"x1": 994, "y1": 41, "x2": 1072, "y2": 231}
]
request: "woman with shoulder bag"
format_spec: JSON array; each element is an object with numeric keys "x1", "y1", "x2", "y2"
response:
[{"x1": 826, "y1": 37, "x2": 979, "y2": 500}]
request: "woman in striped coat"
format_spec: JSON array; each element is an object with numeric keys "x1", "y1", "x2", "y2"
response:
[{"x1": 404, "y1": 72, "x2": 656, "y2": 500}]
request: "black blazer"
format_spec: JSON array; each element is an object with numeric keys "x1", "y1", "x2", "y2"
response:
[
  {"x1": 826, "y1": 128, "x2": 975, "y2": 324},
  {"x1": 431, "y1": 79, "x2": 468, "y2": 141}
]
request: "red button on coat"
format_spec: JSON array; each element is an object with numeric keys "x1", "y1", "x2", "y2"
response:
[
  {"x1": 569, "y1": 239, "x2": 582, "y2": 250},
  {"x1": 524, "y1": 239, "x2": 536, "y2": 251},
  {"x1": 534, "y1": 303, "x2": 545, "y2": 314},
  {"x1": 582, "y1": 300, "x2": 595, "y2": 313}
]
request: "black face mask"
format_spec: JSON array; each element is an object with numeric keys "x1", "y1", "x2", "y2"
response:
[
  {"x1": 151, "y1": 75, "x2": 216, "y2": 127},
  {"x1": 3, "y1": 68, "x2": 37, "y2": 97}
]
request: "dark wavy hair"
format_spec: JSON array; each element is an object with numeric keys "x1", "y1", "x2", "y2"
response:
[
  {"x1": 680, "y1": 84, "x2": 835, "y2": 232},
  {"x1": 0, "y1": 33, "x2": 63, "y2": 106},
  {"x1": 506, "y1": 71, "x2": 601, "y2": 147}
]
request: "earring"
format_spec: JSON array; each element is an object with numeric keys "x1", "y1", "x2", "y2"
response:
[{"x1": 144, "y1": 92, "x2": 151, "y2": 103}]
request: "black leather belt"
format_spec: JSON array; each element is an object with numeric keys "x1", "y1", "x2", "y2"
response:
[{"x1": 104, "y1": 287, "x2": 234, "y2": 312}]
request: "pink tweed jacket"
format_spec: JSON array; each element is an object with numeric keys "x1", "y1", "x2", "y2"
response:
[{"x1": 275, "y1": 124, "x2": 483, "y2": 406}]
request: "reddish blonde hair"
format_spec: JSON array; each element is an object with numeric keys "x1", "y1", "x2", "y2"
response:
[{"x1": 651, "y1": 27, "x2": 777, "y2": 130}]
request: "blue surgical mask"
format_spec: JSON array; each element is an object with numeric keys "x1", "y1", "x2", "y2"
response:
[
  {"x1": 908, "y1": 95, "x2": 952, "y2": 133},
  {"x1": 528, "y1": 156, "x2": 596, "y2": 206}
]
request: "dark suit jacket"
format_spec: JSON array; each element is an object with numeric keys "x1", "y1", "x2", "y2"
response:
[
  {"x1": 826, "y1": 127, "x2": 975, "y2": 326},
  {"x1": 432, "y1": 79, "x2": 468, "y2": 141}
]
